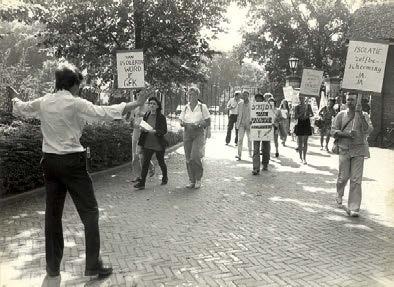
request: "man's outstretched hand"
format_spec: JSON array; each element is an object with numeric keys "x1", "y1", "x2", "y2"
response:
[{"x1": 6, "y1": 86, "x2": 19, "y2": 99}]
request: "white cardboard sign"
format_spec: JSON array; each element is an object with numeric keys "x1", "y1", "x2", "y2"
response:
[
  {"x1": 283, "y1": 86, "x2": 293, "y2": 102},
  {"x1": 250, "y1": 101, "x2": 274, "y2": 141},
  {"x1": 342, "y1": 40, "x2": 389, "y2": 94},
  {"x1": 300, "y1": 69, "x2": 323, "y2": 97},
  {"x1": 116, "y1": 50, "x2": 145, "y2": 89}
]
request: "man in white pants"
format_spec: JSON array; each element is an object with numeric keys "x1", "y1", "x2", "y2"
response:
[
  {"x1": 235, "y1": 90, "x2": 252, "y2": 160},
  {"x1": 331, "y1": 94, "x2": 373, "y2": 217}
]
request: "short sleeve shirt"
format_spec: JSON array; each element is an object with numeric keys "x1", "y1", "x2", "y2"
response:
[{"x1": 179, "y1": 102, "x2": 210, "y2": 124}]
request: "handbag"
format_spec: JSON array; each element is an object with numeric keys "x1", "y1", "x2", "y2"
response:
[{"x1": 332, "y1": 116, "x2": 353, "y2": 154}]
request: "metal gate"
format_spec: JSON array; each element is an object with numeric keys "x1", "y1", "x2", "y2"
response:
[{"x1": 165, "y1": 84, "x2": 259, "y2": 132}]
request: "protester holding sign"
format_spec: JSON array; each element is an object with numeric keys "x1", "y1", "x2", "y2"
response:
[
  {"x1": 294, "y1": 95, "x2": 314, "y2": 164},
  {"x1": 251, "y1": 93, "x2": 273, "y2": 174},
  {"x1": 279, "y1": 99, "x2": 290, "y2": 146},
  {"x1": 268, "y1": 97, "x2": 284, "y2": 158},
  {"x1": 126, "y1": 97, "x2": 155, "y2": 183},
  {"x1": 331, "y1": 94, "x2": 373, "y2": 217},
  {"x1": 134, "y1": 96, "x2": 168, "y2": 190},
  {"x1": 7, "y1": 62, "x2": 147, "y2": 279}
]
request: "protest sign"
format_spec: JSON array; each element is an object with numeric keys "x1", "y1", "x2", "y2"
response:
[
  {"x1": 292, "y1": 89, "x2": 300, "y2": 106},
  {"x1": 250, "y1": 101, "x2": 274, "y2": 141},
  {"x1": 300, "y1": 69, "x2": 323, "y2": 97},
  {"x1": 116, "y1": 50, "x2": 145, "y2": 89},
  {"x1": 342, "y1": 40, "x2": 389, "y2": 94},
  {"x1": 283, "y1": 86, "x2": 293, "y2": 102}
]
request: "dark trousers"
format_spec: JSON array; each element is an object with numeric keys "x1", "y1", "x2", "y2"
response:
[
  {"x1": 140, "y1": 148, "x2": 167, "y2": 184},
  {"x1": 226, "y1": 114, "x2": 238, "y2": 144},
  {"x1": 41, "y1": 152, "x2": 100, "y2": 275},
  {"x1": 253, "y1": 141, "x2": 271, "y2": 170}
]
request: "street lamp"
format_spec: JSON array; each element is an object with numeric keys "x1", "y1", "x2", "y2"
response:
[
  {"x1": 288, "y1": 57, "x2": 299, "y2": 76},
  {"x1": 286, "y1": 57, "x2": 301, "y2": 89}
]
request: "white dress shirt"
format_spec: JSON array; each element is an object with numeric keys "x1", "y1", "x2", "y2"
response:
[
  {"x1": 179, "y1": 102, "x2": 210, "y2": 124},
  {"x1": 227, "y1": 98, "x2": 239, "y2": 115},
  {"x1": 12, "y1": 90, "x2": 126, "y2": 154}
]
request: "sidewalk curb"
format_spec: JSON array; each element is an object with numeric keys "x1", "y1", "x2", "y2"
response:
[{"x1": 0, "y1": 141, "x2": 184, "y2": 205}]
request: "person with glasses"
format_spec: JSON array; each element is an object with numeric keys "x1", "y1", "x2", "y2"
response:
[
  {"x1": 133, "y1": 96, "x2": 169, "y2": 190},
  {"x1": 7, "y1": 62, "x2": 147, "y2": 279}
]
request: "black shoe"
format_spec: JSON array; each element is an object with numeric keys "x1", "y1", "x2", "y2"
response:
[
  {"x1": 46, "y1": 268, "x2": 60, "y2": 277},
  {"x1": 262, "y1": 165, "x2": 268, "y2": 171},
  {"x1": 131, "y1": 177, "x2": 141, "y2": 183},
  {"x1": 134, "y1": 182, "x2": 145, "y2": 190},
  {"x1": 252, "y1": 170, "x2": 259, "y2": 175},
  {"x1": 161, "y1": 177, "x2": 168, "y2": 185},
  {"x1": 275, "y1": 152, "x2": 279, "y2": 158},
  {"x1": 85, "y1": 265, "x2": 113, "y2": 278}
]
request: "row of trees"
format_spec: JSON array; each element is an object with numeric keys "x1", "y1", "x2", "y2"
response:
[{"x1": 0, "y1": 0, "x2": 373, "y2": 110}]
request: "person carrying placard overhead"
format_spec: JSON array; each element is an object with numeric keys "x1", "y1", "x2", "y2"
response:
[
  {"x1": 331, "y1": 93, "x2": 373, "y2": 217},
  {"x1": 7, "y1": 62, "x2": 147, "y2": 279},
  {"x1": 179, "y1": 86, "x2": 211, "y2": 189}
]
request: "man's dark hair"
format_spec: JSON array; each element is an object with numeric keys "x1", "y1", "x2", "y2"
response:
[{"x1": 55, "y1": 63, "x2": 83, "y2": 91}]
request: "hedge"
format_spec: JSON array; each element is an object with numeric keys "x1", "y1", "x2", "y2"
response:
[{"x1": 0, "y1": 120, "x2": 183, "y2": 197}]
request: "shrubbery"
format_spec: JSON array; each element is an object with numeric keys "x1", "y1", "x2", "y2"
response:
[{"x1": 0, "y1": 120, "x2": 183, "y2": 197}]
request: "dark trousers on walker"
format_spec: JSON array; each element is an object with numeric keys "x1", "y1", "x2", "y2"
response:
[
  {"x1": 41, "y1": 152, "x2": 100, "y2": 276},
  {"x1": 226, "y1": 114, "x2": 238, "y2": 144},
  {"x1": 140, "y1": 148, "x2": 167, "y2": 184}
]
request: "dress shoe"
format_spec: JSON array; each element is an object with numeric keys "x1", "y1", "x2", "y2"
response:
[
  {"x1": 252, "y1": 170, "x2": 259, "y2": 175},
  {"x1": 161, "y1": 176, "x2": 168, "y2": 185},
  {"x1": 275, "y1": 152, "x2": 279, "y2": 158},
  {"x1": 134, "y1": 182, "x2": 145, "y2": 190},
  {"x1": 186, "y1": 182, "x2": 195, "y2": 188},
  {"x1": 194, "y1": 180, "x2": 201, "y2": 189},
  {"x1": 346, "y1": 209, "x2": 359, "y2": 217},
  {"x1": 85, "y1": 262, "x2": 113, "y2": 278}
]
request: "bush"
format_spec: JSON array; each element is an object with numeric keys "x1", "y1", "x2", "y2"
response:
[{"x1": 0, "y1": 120, "x2": 183, "y2": 197}]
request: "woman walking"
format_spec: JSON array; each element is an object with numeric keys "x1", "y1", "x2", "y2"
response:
[
  {"x1": 134, "y1": 96, "x2": 168, "y2": 190},
  {"x1": 294, "y1": 96, "x2": 314, "y2": 164},
  {"x1": 179, "y1": 87, "x2": 211, "y2": 189},
  {"x1": 279, "y1": 99, "x2": 290, "y2": 146},
  {"x1": 268, "y1": 97, "x2": 283, "y2": 158},
  {"x1": 128, "y1": 99, "x2": 155, "y2": 182}
]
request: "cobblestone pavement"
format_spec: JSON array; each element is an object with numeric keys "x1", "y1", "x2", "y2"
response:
[{"x1": 1, "y1": 131, "x2": 394, "y2": 287}]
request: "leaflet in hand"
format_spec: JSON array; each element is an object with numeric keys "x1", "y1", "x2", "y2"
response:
[{"x1": 140, "y1": 120, "x2": 154, "y2": 131}]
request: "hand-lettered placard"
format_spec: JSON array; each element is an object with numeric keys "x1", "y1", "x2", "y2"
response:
[
  {"x1": 250, "y1": 101, "x2": 274, "y2": 141},
  {"x1": 342, "y1": 40, "x2": 389, "y2": 94},
  {"x1": 116, "y1": 50, "x2": 145, "y2": 89},
  {"x1": 300, "y1": 69, "x2": 323, "y2": 97}
]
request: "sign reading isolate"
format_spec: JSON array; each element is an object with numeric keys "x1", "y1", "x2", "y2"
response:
[
  {"x1": 342, "y1": 40, "x2": 389, "y2": 94},
  {"x1": 300, "y1": 69, "x2": 324, "y2": 97},
  {"x1": 116, "y1": 50, "x2": 145, "y2": 89},
  {"x1": 250, "y1": 101, "x2": 274, "y2": 141}
]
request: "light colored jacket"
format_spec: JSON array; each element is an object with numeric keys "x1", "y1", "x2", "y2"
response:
[
  {"x1": 236, "y1": 99, "x2": 251, "y2": 129},
  {"x1": 331, "y1": 110, "x2": 373, "y2": 157}
]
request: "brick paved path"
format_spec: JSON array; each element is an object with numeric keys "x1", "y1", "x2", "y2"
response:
[{"x1": 1, "y1": 131, "x2": 394, "y2": 287}]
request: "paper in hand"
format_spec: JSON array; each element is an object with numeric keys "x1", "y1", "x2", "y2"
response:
[{"x1": 140, "y1": 120, "x2": 153, "y2": 131}]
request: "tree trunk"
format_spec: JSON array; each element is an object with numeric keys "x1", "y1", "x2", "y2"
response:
[{"x1": 133, "y1": 0, "x2": 143, "y2": 49}]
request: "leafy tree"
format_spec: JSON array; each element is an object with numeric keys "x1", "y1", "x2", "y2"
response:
[
  {"x1": 242, "y1": 0, "x2": 351, "y2": 88},
  {"x1": 0, "y1": 0, "x2": 232, "y2": 88}
]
